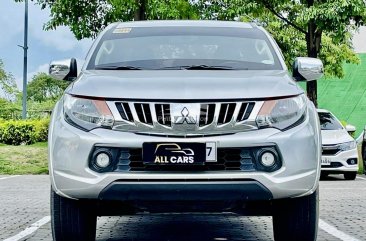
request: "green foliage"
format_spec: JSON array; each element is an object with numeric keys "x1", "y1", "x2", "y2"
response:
[
  {"x1": 0, "y1": 119, "x2": 50, "y2": 145},
  {"x1": 17, "y1": 0, "x2": 366, "y2": 80},
  {"x1": 27, "y1": 73, "x2": 69, "y2": 102},
  {"x1": 0, "y1": 72, "x2": 66, "y2": 120},
  {"x1": 18, "y1": 0, "x2": 200, "y2": 39},
  {"x1": 0, "y1": 98, "x2": 20, "y2": 119},
  {"x1": 0, "y1": 121, "x2": 37, "y2": 145},
  {"x1": 240, "y1": 13, "x2": 360, "y2": 79},
  {"x1": 33, "y1": 118, "x2": 50, "y2": 142},
  {"x1": 0, "y1": 59, "x2": 18, "y2": 100}
]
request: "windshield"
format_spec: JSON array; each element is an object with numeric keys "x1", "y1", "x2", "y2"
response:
[
  {"x1": 87, "y1": 26, "x2": 282, "y2": 70},
  {"x1": 318, "y1": 112, "x2": 343, "y2": 130}
]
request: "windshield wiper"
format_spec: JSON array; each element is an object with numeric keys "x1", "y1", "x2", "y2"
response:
[
  {"x1": 160, "y1": 65, "x2": 235, "y2": 70},
  {"x1": 95, "y1": 65, "x2": 143, "y2": 70}
]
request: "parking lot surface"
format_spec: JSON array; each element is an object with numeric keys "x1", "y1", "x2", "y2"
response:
[{"x1": 1, "y1": 175, "x2": 365, "y2": 241}]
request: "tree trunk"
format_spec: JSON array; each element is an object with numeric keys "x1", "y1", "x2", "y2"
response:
[
  {"x1": 306, "y1": 20, "x2": 317, "y2": 107},
  {"x1": 305, "y1": 0, "x2": 322, "y2": 107},
  {"x1": 134, "y1": 0, "x2": 147, "y2": 21},
  {"x1": 305, "y1": 26, "x2": 322, "y2": 108}
]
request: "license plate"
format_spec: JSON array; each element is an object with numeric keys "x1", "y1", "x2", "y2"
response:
[
  {"x1": 143, "y1": 142, "x2": 217, "y2": 165},
  {"x1": 321, "y1": 157, "x2": 331, "y2": 166}
]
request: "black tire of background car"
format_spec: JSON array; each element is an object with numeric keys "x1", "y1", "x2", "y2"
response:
[
  {"x1": 272, "y1": 188, "x2": 318, "y2": 241},
  {"x1": 51, "y1": 188, "x2": 97, "y2": 241},
  {"x1": 362, "y1": 142, "x2": 366, "y2": 175},
  {"x1": 344, "y1": 172, "x2": 357, "y2": 180},
  {"x1": 320, "y1": 172, "x2": 328, "y2": 179}
]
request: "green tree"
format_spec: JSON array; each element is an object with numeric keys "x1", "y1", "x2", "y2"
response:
[
  {"x1": 0, "y1": 59, "x2": 18, "y2": 100},
  {"x1": 16, "y1": 0, "x2": 366, "y2": 106},
  {"x1": 239, "y1": 0, "x2": 366, "y2": 106},
  {"x1": 16, "y1": 0, "x2": 199, "y2": 39},
  {"x1": 27, "y1": 73, "x2": 69, "y2": 102},
  {"x1": 0, "y1": 98, "x2": 20, "y2": 119}
]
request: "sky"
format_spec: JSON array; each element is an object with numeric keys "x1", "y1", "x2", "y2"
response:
[
  {"x1": 0, "y1": 0, "x2": 92, "y2": 90},
  {"x1": 0, "y1": 0, "x2": 365, "y2": 91}
]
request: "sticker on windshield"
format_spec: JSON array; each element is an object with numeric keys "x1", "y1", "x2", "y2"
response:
[{"x1": 113, "y1": 27, "x2": 132, "y2": 34}]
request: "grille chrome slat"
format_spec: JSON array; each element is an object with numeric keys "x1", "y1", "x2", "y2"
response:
[
  {"x1": 240, "y1": 103, "x2": 248, "y2": 121},
  {"x1": 155, "y1": 104, "x2": 171, "y2": 127},
  {"x1": 199, "y1": 104, "x2": 215, "y2": 127},
  {"x1": 141, "y1": 104, "x2": 147, "y2": 123},
  {"x1": 134, "y1": 103, "x2": 153, "y2": 125},
  {"x1": 110, "y1": 101, "x2": 262, "y2": 135},
  {"x1": 115, "y1": 102, "x2": 134, "y2": 122},
  {"x1": 218, "y1": 103, "x2": 236, "y2": 125},
  {"x1": 162, "y1": 105, "x2": 165, "y2": 125},
  {"x1": 237, "y1": 102, "x2": 255, "y2": 122}
]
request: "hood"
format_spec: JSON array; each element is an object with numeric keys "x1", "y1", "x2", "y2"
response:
[
  {"x1": 321, "y1": 129, "x2": 354, "y2": 145},
  {"x1": 68, "y1": 70, "x2": 303, "y2": 100}
]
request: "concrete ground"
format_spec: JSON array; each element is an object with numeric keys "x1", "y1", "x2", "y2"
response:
[{"x1": 0, "y1": 175, "x2": 365, "y2": 241}]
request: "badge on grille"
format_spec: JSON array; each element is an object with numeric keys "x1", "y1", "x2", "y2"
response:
[{"x1": 171, "y1": 104, "x2": 200, "y2": 131}]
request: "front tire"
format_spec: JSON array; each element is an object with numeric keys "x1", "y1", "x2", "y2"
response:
[
  {"x1": 320, "y1": 172, "x2": 328, "y2": 179},
  {"x1": 344, "y1": 172, "x2": 357, "y2": 180},
  {"x1": 51, "y1": 188, "x2": 97, "y2": 241},
  {"x1": 273, "y1": 188, "x2": 319, "y2": 241}
]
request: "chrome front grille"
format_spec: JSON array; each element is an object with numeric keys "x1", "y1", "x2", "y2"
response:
[
  {"x1": 108, "y1": 101, "x2": 263, "y2": 136},
  {"x1": 322, "y1": 144, "x2": 341, "y2": 156}
]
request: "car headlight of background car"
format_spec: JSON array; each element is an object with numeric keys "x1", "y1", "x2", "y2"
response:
[
  {"x1": 63, "y1": 94, "x2": 114, "y2": 131},
  {"x1": 256, "y1": 94, "x2": 307, "y2": 130},
  {"x1": 339, "y1": 141, "x2": 357, "y2": 151}
]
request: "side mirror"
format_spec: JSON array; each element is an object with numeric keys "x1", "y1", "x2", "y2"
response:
[
  {"x1": 345, "y1": 124, "x2": 356, "y2": 133},
  {"x1": 293, "y1": 57, "x2": 323, "y2": 81},
  {"x1": 49, "y1": 58, "x2": 78, "y2": 81}
]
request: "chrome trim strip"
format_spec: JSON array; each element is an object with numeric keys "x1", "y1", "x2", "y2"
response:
[{"x1": 141, "y1": 104, "x2": 147, "y2": 123}]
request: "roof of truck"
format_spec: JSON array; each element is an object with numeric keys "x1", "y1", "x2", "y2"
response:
[{"x1": 113, "y1": 20, "x2": 255, "y2": 29}]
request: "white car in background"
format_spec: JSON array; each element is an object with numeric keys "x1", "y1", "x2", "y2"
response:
[{"x1": 318, "y1": 109, "x2": 358, "y2": 180}]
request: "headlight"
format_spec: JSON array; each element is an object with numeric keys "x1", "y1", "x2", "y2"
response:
[
  {"x1": 63, "y1": 94, "x2": 114, "y2": 131},
  {"x1": 256, "y1": 94, "x2": 307, "y2": 130},
  {"x1": 339, "y1": 141, "x2": 357, "y2": 151}
]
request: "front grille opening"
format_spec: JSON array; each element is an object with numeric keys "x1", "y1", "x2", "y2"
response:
[
  {"x1": 116, "y1": 102, "x2": 134, "y2": 122},
  {"x1": 114, "y1": 148, "x2": 259, "y2": 172},
  {"x1": 90, "y1": 145, "x2": 281, "y2": 173},
  {"x1": 237, "y1": 102, "x2": 255, "y2": 122},
  {"x1": 135, "y1": 103, "x2": 153, "y2": 125},
  {"x1": 218, "y1": 103, "x2": 236, "y2": 125},
  {"x1": 322, "y1": 146, "x2": 341, "y2": 156},
  {"x1": 155, "y1": 104, "x2": 171, "y2": 127},
  {"x1": 199, "y1": 104, "x2": 215, "y2": 127}
]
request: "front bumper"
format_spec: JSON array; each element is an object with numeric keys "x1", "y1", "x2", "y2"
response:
[
  {"x1": 321, "y1": 148, "x2": 359, "y2": 173},
  {"x1": 49, "y1": 101, "x2": 321, "y2": 200}
]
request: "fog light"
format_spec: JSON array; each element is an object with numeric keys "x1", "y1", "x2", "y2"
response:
[
  {"x1": 260, "y1": 151, "x2": 275, "y2": 167},
  {"x1": 95, "y1": 152, "x2": 111, "y2": 168},
  {"x1": 347, "y1": 158, "x2": 357, "y2": 165}
]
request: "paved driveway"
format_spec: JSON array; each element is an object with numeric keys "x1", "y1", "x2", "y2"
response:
[{"x1": 0, "y1": 175, "x2": 365, "y2": 241}]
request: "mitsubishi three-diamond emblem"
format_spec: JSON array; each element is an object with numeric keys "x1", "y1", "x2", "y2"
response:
[
  {"x1": 170, "y1": 104, "x2": 200, "y2": 132},
  {"x1": 174, "y1": 107, "x2": 197, "y2": 124}
]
